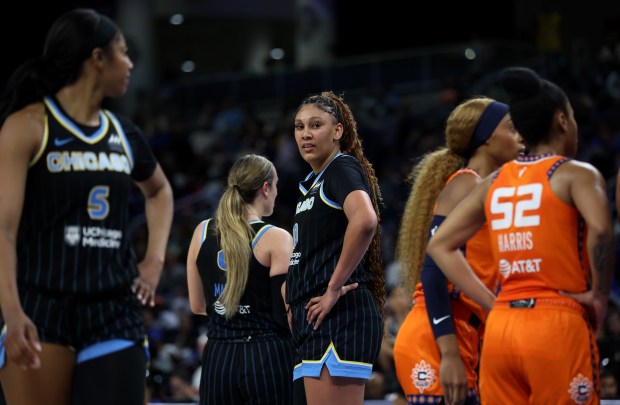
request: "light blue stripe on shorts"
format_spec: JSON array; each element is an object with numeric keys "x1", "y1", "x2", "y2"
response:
[
  {"x1": 77, "y1": 339, "x2": 136, "y2": 364},
  {"x1": 293, "y1": 342, "x2": 372, "y2": 380}
]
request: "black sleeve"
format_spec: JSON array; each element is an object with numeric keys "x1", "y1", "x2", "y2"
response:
[
  {"x1": 270, "y1": 274, "x2": 288, "y2": 330},
  {"x1": 117, "y1": 115, "x2": 157, "y2": 182},
  {"x1": 421, "y1": 215, "x2": 456, "y2": 339},
  {"x1": 326, "y1": 156, "x2": 370, "y2": 205}
]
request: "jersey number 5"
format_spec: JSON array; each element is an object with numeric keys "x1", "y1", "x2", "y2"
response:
[
  {"x1": 490, "y1": 183, "x2": 542, "y2": 230},
  {"x1": 88, "y1": 186, "x2": 110, "y2": 220}
]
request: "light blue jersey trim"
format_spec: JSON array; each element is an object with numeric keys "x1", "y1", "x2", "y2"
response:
[
  {"x1": 43, "y1": 96, "x2": 108, "y2": 143},
  {"x1": 251, "y1": 224, "x2": 273, "y2": 249},
  {"x1": 200, "y1": 219, "x2": 212, "y2": 245},
  {"x1": 29, "y1": 115, "x2": 49, "y2": 167},
  {"x1": 292, "y1": 342, "x2": 372, "y2": 381},
  {"x1": 319, "y1": 182, "x2": 342, "y2": 209},
  {"x1": 299, "y1": 152, "x2": 343, "y2": 196}
]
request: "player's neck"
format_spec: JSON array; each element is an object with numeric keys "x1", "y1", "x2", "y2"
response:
[
  {"x1": 245, "y1": 205, "x2": 262, "y2": 222},
  {"x1": 55, "y1": 86, "x2": 102, "y2": 126}
]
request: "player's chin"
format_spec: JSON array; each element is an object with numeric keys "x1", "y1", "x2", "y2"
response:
[{"x1": 108, "y1": 84, "x2": 129, "y2": 98}]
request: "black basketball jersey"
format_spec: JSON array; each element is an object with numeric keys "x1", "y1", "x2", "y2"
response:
[
  {"x1": 286, "y1": 153, "x2": 373, "y2": 305},
  {"x1": 196, "y1": 219, "x2": 289, "y2": 340},
  {"x1": 16, "y1": 96, "x2": 157, "y2": 295}
]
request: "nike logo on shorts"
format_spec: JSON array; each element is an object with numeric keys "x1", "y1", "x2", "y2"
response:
[
  {"x1": 54, "y1": 137, "x2": 74, "y2": 147},
  {"x1": 432, "y1": 315, "x2": 451, "y2": 325}
]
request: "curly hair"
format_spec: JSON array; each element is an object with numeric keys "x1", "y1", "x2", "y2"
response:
[{"x1": 396, "y1": 97, "x2": 496, "y2": 297}]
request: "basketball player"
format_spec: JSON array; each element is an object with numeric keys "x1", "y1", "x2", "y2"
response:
[
  {"x1": 394, "y1": 97, "x2": 524, "y2": 405},
  {"x1": 427, "y1": 66, "x2": 615, "y2": 404},
  {"x1": 0, "y1": 8, "x2": 173, "y2": 405},
  {"x1": 286, "y1": 91, "x2": 385, "y2": 405},
  {"x1": 186, "y1": 154, "x2": 297, "y2": 404}
]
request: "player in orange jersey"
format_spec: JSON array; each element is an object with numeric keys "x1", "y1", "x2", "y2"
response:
[
  {"x1": 393, "y1": 97, "x2": 524, "y2": 405},
  {"x1": 427, "y1": 66, "x2": 615, "y2": 404}
]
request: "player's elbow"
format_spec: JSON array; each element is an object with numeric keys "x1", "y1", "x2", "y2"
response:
[
  {"x1": 426, "y1": 237, "x2": 442, "y2": 261},
  {"x1": 189, "y1": 301, "x2": 207, "y2": 315},
  {"x1": 358, "y1": 211, "x2": 378, "y2": 236}
]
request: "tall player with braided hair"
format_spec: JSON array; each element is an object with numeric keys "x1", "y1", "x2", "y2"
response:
[
  {"x1": 428, "y1": 67, "x2": 615, "y2": 404},
  {"x1": 393, "y1": 97, "x2": 524, "y2": 405},
  {"x1": 286, "y1": 91, "x2": 385, "y2": 405}
]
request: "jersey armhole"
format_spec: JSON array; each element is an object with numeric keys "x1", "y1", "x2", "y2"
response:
[
  {"x1": 200, "y1": 219, "x2": 212, "y2": 246},
  {"x1": 251, "y1": 224, "x2": 274, "y2": 249},
  {"x1": 29, "y1": 114, "x2": 49, "y2": 167}
]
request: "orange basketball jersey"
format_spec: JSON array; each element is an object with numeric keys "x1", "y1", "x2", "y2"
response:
[
  {"x1": 484, "y1": 154, "x2": 590, "y2": 301},
  {"x1": 395, "y1": 168, "x2": 494, "y2": 402},
  {"x1": 413, "y1": 168, "x2": 497, "y2": 322}
]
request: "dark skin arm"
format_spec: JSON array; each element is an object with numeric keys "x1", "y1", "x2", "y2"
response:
[
  {"x1": 426, "y1": 178, "x2": 496, "y2": 311},
  {"x1": 132, "y1": 164, "x2": 174, "y2": 307},
  {"x1": 556, "y1": 161, "x2": 615, "y2": 335},
  {"x1": 0, "y1": 104, "x2": 45, "y2": 369},
  {"x1": 431, "y1": 173, "x2": 482, "y2": 405}
]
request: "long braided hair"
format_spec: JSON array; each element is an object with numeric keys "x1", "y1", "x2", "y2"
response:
[{"x1": 298, "y1": 91, "x2": 386, "y2": 315}]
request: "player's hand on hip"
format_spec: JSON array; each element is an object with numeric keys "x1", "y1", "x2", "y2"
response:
[
  {"x1": 135, "y1": 256, "x2": 164, "y2": 307},
  {"x1": 305, "y1": 282, "x2": 358, "y2": 330},
  {"x1": 561, "y1": 289, "x2": 608, "y2": 336}
]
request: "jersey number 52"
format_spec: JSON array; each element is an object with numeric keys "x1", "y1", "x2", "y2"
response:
[{"x1": 489, "y1": 183, "x2": 542, "y2": 230}]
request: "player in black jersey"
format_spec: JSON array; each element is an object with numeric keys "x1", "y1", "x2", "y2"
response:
[
  {"x1": 187, "y1": 154, "x2": 297, "y2": 405},
  {"x1": 0, "y1": 8, "x2": 173, "y2": 405},
  {"x1": 286, "y1": 91, "x2": 385, "y2": 405}
]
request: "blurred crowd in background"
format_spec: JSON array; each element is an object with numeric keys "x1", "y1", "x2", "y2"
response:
[
  {"x1": 125, "y1": 31, "x2": 620, "y2": 403},
  {"x1": 1, "y1": 4, "x2": 619, "y2": 402}
]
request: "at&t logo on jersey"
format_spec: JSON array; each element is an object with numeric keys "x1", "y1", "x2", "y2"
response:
[
  {"x1": 214, "y1": 300, "x2": 226, "y2": 315},
  {"x1": 213, "y1": 300, "x2": 251, "y2": 316},
  {"x1": 498, "y1": 258, "x2": 542, "y2": 279},
  {"x1": 296, "y1": 196, "x2": 315, "y2": 214},
  {"x1": 410, "y1": 360, "x2": 436, "y2": 394}
]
